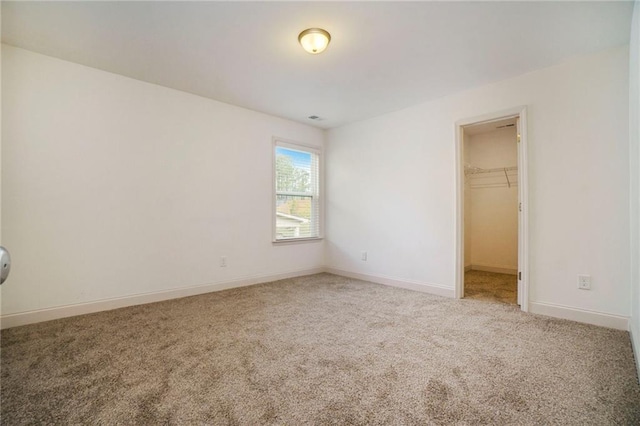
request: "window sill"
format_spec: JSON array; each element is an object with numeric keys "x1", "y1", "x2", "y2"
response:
[{"x1": 272, "y1": 237, "x2": 323, "y2": 245}]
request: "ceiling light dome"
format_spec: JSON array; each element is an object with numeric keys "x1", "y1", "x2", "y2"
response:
[{"x1": 298, "y1": 28, "x2": 331, "y2": 54}]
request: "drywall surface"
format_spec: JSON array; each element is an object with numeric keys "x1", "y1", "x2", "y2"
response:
[
  {"x1": 326, "y1": 46, "x2": 630, "y2": 317},
  {"x1": 1, "y1": 45, "x2": 324, "y2": 316},
  {"x1": 629, "y1": 1, "x2": 639, "y2": 363},
  {"x1": 0, "y1": 43, "x2": 2, "y2": 317},
  {"x1": 467, "y1": 128, "x2": 518, "y2": 272}
]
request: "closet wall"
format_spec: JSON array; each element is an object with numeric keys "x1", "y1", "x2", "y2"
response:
[{"x1": 464, "y1": 126, "x2": 518, "y2": 274}]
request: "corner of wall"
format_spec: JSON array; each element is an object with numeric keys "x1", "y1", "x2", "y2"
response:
[
  {"x1": 629, "y1": 0, "x2": 640, "y2": 379},
  {"x1": 629, "y1": 0, "x2": 640, "y2": 377}
]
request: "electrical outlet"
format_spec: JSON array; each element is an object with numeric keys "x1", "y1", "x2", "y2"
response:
[
  {"x1": 577, "y1": 274, "x2": 591, "y2": 290},
  {"x1": 220, "y1": 256, "x2": 227, "y2": 267},
  {"x1": 361, "y1": 251, "x2": 367, "y2": 261}
]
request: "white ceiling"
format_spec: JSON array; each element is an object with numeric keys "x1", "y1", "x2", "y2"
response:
[{"x1": 1, "y1": 1, "x2": 634, "y2": 129}]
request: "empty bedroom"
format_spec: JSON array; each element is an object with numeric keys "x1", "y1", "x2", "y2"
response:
[{"x1": 2, "y1": 1, "x2": 640, "y2": 424}]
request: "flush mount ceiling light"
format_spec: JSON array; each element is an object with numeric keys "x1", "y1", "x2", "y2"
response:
[{"x1": 298, "y1": 28, "x2": 331, "y2": 54}]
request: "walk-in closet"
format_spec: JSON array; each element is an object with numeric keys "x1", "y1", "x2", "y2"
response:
[{"x1": 463, "y1": 118, "x2": 518, "y2": 304}]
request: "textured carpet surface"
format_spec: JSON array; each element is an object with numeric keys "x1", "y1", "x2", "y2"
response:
[
  {"x1": 465, "y1": 270, "x2": 517, "y2": 304},
  {"x1": 2, "y1": 273, "x2": 639, "y2": 425}
]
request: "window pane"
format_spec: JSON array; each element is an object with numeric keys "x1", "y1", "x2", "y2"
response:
[
  {"x1": 274, "y1": 141, "x2": 320, "y2": 241},
  {"x1": 276, "y1": 195, "x2": 313, "y2": 239},
  {"x1": 275, "y1": 147, "x2": 312, "y2": 193}
]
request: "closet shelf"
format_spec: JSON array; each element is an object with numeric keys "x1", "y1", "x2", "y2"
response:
[
  {"x1": 465, "y1": 165, "x2": 518, "y2": 188},
  {"x1": 464, "y1": 165, "x2": 518, "y2": 175}
]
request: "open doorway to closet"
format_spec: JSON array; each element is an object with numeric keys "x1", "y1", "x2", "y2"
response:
[
  {"x1": 463, "y1": 118, "x2": 518, "y2": 304},
  {"x1": 455, "y1": 107, "x2": 529, "y2": 311}
]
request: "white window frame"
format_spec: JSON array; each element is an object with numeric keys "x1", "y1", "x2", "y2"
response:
[{"x1": 272, "y1": 137, "x2": 323, "y2": 243}]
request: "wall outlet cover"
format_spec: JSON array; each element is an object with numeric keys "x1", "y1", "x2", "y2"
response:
[{"x1": 577, "y1": 274, "x2": 591, "y2": 290}]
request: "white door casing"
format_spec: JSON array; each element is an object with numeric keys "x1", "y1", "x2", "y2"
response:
[{"x1": 454, "y1": 106, "x2": 529, "y2": 312}]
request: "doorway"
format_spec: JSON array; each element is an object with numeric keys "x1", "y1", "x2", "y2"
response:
[{"x1": 455, "y1": 107, "x2": 529, "y2": 311}]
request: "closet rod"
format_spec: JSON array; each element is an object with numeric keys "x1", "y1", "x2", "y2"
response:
[{"x1": 465, "y1": 165, "x2": 517, "y2": 175}]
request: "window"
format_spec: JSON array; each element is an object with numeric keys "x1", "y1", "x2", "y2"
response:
[{"x1": 273, "y1": 139, "x2": 321, "y2": 241}]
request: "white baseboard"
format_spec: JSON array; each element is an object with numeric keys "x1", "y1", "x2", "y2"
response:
[
  {"x1": 529, "y1": 301, "x2": 629, "y2": 331},
  {"x1": 0, "y1": 267, "x2": 324, "y2": 329},
  {"x1": 325, "y1": 267, "x2": 454, "y2": 298},
  {"x1": 6, "y1": 266, "x2": 629, "y2": 336},
  {"x1": 469, "y1": 264, "x2": 518, "y2": 275}
]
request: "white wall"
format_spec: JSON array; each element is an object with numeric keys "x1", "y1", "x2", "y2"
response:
[
  {"x1": 326, "y1": 46, "x2": 630, "y2": 321},
  {"x1": 467, "y1": 128, "x2": 518, "y2": 273},
  {"x1": 629, "y1": 1, "x2": 640, "y2": 367},
  {"x1": 1, "y1": 41, "x2": 634, "y2": 331},
  {"x1": 1, "y1": 45, "x2": 324, "y2": 319},
  {"x1": 0, "y1": 31, "x2": 3, "y2": 318}
]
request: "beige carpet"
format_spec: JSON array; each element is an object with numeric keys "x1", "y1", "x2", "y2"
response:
[
  {"x1": 2, "y1": 273, "x2": 639, "y2": 424},
  {"x1": 465, "y1": 270, "x2": 518, "y2": 304}
]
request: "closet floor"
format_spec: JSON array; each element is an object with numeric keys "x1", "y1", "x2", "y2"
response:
[{"x1": 464, "y1": 270, "x2": 517, "y2": 305}]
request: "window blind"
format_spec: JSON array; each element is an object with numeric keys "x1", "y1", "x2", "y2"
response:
[{"x1": 274, "y1": 141, "x2": 320, "y2": 241}]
